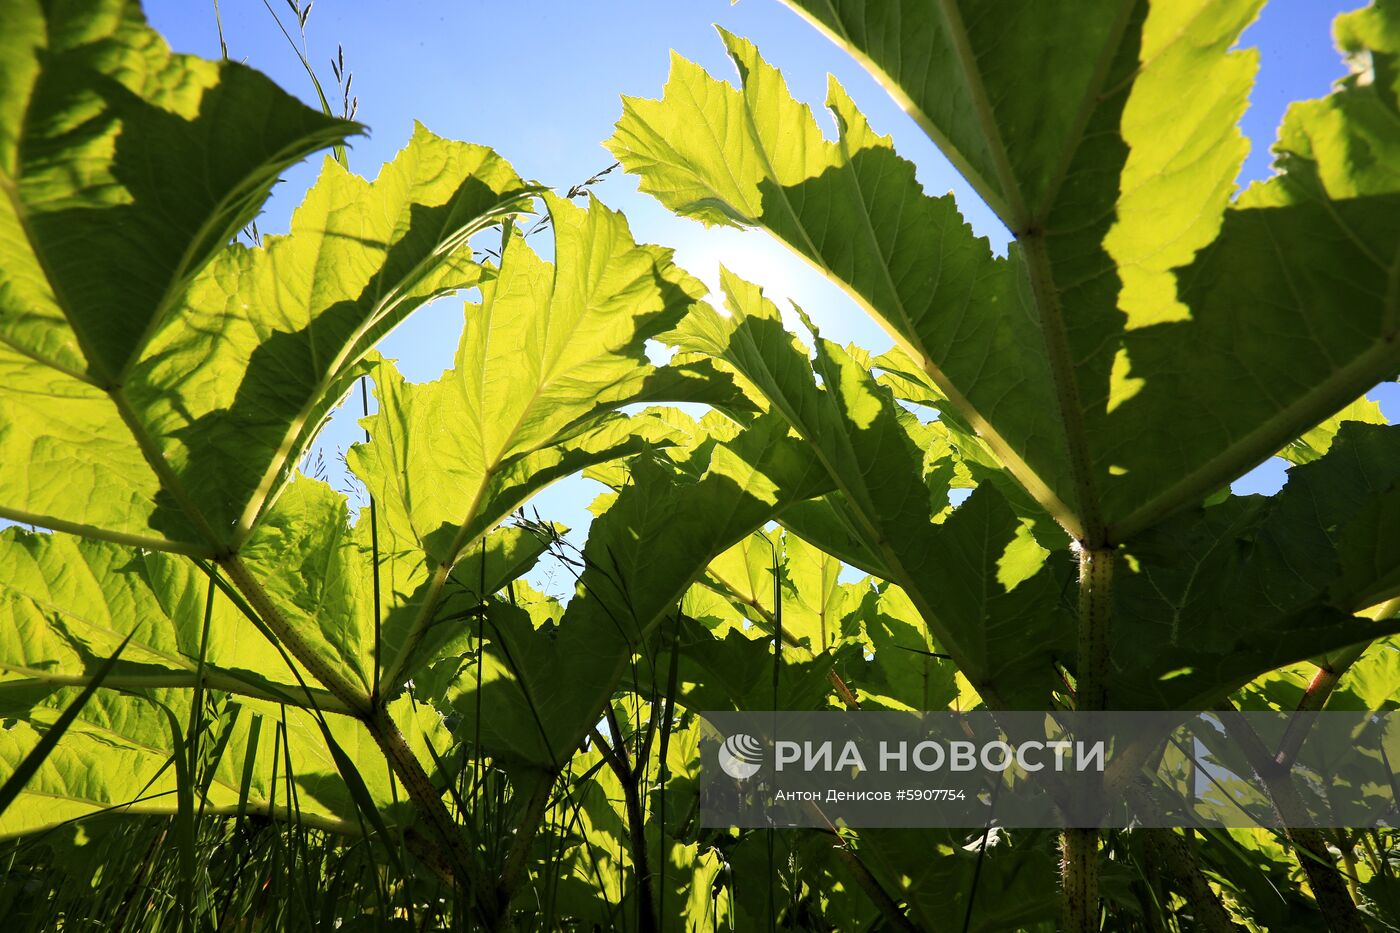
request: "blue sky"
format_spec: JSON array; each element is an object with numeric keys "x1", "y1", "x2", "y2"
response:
[{"x1": 141, "y1": 0, "x2": 1398, "y2": 587}]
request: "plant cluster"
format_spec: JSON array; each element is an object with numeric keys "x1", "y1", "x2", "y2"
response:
[{"x1": 2, "y1": 0, "x2": 1400, "y2": 930}]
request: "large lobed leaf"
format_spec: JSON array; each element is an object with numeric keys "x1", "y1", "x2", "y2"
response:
[
  {"x1": 0, "y1": 526, "x2": 330, "y2": 709},
  {"x1": 610, "y1": 34, "x2": 1073, "y2": 532},
  {"x1": 611, "y1": 2, "x2": 1400, "y2": 547},
  {"x1": 445, "y1": 414, "x2": 833, "y2": 772},
  {"x1": 670, "y1": 270, "x2": 1073, "y2": 707},
  {"x1": 238, "y1": 476, "x2": 551, "y2": 703},
  {"x1": 1113, "y1": 422, "x2": 1400, "y2": 708},
  {"x1": 348, "y1": 193, "x2": 731, "y2": 690},
  {"x1": 0, "y1": 0, "x2": 535, "y2": 555},
  {"x1": 0, "y1": 500, "x2": 547, "y2": 712}
]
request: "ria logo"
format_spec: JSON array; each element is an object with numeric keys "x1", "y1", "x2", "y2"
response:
[{"x1": 718, "y1": 733, "x2": 764, "y2": 780}]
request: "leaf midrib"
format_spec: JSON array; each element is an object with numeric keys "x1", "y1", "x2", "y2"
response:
[
  {"x1": 1114, "y1": 332, "x2": 1400, "y2": 542},
  {"x1": 3, "y1": 155, "x2": 226, "y2": 552},
  {"x1": 931, "y1": 0, "x2": 1030, "y2": 230},
  {"x1": 924, "y1": 0, "x2": 1119, "y2": 544}
]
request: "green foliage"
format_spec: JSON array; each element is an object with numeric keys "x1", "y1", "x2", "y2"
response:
[{"x1": 2, "y1": 0, "x2": 1400, "y2": 930}]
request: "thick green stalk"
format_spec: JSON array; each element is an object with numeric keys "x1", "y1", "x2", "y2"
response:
[
  {"x1": 1062, "y1": 830, "x2": 1100, "y2": 933},
  {"x1": 218, "y1": 555, "x2": 372, "y2": 715},
  {"x1": 1219, "y1": 707, "x2": 1366, "y2": 933},
  {"x1": 1075, "y1": 547, "x2": 1113, "y2": 712},
  {"x1": 363, "y1": 706, "x2": 504, "y2": 923},
  {"x1": 1139, "y1": 829, "x2": 1241, "y2": 932},
  {"x1": 219, "y1": 556, "x2": 506, "y2": 929},
  {"x1": 1063, "y1": 546, "x2": 1113, "y2": 932}
]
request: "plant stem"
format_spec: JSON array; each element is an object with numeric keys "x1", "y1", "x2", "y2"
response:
[
  {"x1": 218, "y1": 556, "x2": 371, "y2": 716},
  {"x1": 498, "y1": 772, "x2": 554, "y2": 900},
  {"x1": 1063, "y1": 546, "x2": 1113, "y2": 932},
  {"x1": 218, "y1": 556, "x2": 505, "y2": 929},
  {"x1": 363, "y1": 706, "x2": 504, "y2": 926},
  {"x1": 600, "y1": 707, "x2": 658, "y2": 933},
  {"x1": 830, "y1": 844, "x2": 920, "y2": 933},
  {"x1": 1275, "y1": 595, "x2": 1400, "y2": 767},
  {"x1": 1218, "y1": 707, "x2": 1366, "y2": 933},
  {"x1": 1337, "y1": 830, "x2": 1362, "y2": 904},
  {"x1": 1075, "y1": 547, "x2": 1112, "y2": 713},
  {"x1": 1139, "y1": 829, "x2": 1240, "y2": 932},
  {"x1": 1062, "y1": 830, "x2": 1099, "y2": 933}
]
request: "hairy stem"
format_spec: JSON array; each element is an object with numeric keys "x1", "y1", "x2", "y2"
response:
[
  {"x1": 1140, "y1": 829, "x2": 1240, "y2": 932},
  {"x1": 1062, "y1": 546, "x2": 1113, "y2": 932},
  {"x1": 1219, "y1": 707, "x2": 1366, "y2": 933},
  {"x1": 1062, "y1": 830, "x2": 1100, "y2": 933},
  {"x1": 1056, "y1": 560, "x2": 1114, "y2": 933},
  {"x1": 1075, "y1": 547, "x2": 1113, "y2": 713}
]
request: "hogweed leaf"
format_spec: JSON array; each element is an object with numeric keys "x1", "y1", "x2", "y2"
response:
[
  {"x1": 351, "y1": 193, "x2": 714, "y2": 689},
  {"x1": 613, "y1": 4, "x2": 1400, "y2": 548},
  {"x1": 673, "y1": 270, "x2": 1072, "y2": 706},
  {"x1": 610, "y1": 36, "x2": 1078, "y2": 534},
  {"x1": 0, "y1": 526, "x2": 338, "y2": 710},
  {"x1": 0, "y1": 7, "x2": 533, "y2": 554},
  {"x1": 1114, "y1": 423, "x2": 1400, "y2": 708},
  {"x1": 446, "y1": 415, "x2": 831, "y2": 771}
]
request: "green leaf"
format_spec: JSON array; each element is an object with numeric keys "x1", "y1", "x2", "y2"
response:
[
  {"x1": 0, "y1": 526, "x2": 336, "y2": 711},
  {"x1": 844, "y1": 582, "x2": 961, "y2": 713},
  {"x1": 725, "y1": 830, "x2": 882, "y2": 931},
  {"x1": 0, "y1": 686, "x2": 440, "y2": 838},
  {"x1": 0, "y1": 629, "x2": 131, "y2": 820},
  {"x1": 612, "y1": 5, "x2": 1400, "y2": 543},
  {"x1": 240, "y1": 474, "x2": 553, "y2": 700},
  {"x1": 1113, "y1": 423, "x2": 1400, "y2": 708},
  {"x1": 0, "y1": 6, "x2": 537, "y2": 560},
  {"x1": 671, "y1": 270, "x2": 1072, "y2": 707},
  {"x1": 777, "y1": 496, "x2": 888, "y2": 579},
  {"x1": 653, "y1": 615, "x2": 850, "y2": 713},
  {"x1": 776, "y1": 530, "x2": 849, "y2": 654},
  {"x1": 544, "y1": 714, "x2": 733, "y2": 931},
  {"x1": 610, "y1": 37, "x2": 1076, "y2": 533},
  {"x1": 0, "y1": 0, "x2": 356, "y2": 550},
  {"x1": 1239, "y1": 644, "x2": 1400, "y2": 714},
  {"x1": 695, "y1": 530, "x2": 783, "y2": 632},
  {"x1": 0, "y1": 0, "x2": 356, "y2": 380},
  {"x1": 350, "y1": 194, "x2": 711, "y2": 689},
  {"x1": 0, "y1": 482, "x2": 548, "y2": 713},
  {"x1": 446, "y1": 415, "x2": 832, "y2": 771},
  {"x1": 854, "y1": 828, "x2": 1062, "y2": 932},
  {"x1": 1278, "y1": 394, "x2": 1387, "y2": 466},
  {"x1": 137, "y1": 125, "x2": 536, "y2": 545},
  {"x1": 774, "y1": 0, "x2": 1136, "y2": 231},
  {"x1": 239, "y1": 478, "x2": 376, "y2": 701}
]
